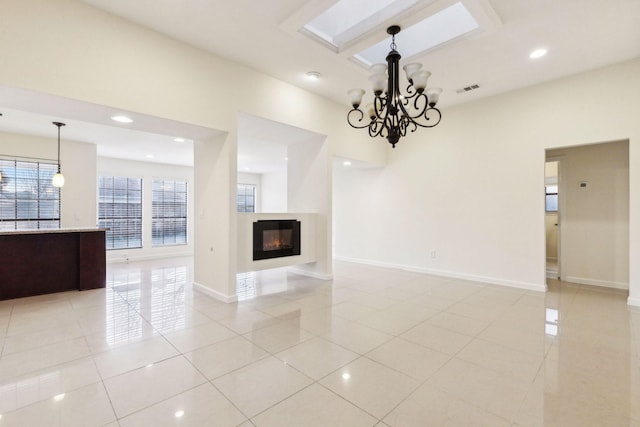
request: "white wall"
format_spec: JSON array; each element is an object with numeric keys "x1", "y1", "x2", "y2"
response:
[
  {"x1": 261, "y1": 170, "x2": 287, "y2": 213},
  {"x1": 548, "y1": 141, "x2": 629, "y2": 289},
  {"x1": 286, "y1": 135, "x2": 332, "y2": 278},
  {"x1": 334, "y1": 58, "x2": 640, "y2": 301},
  {"x1": 98, "y1": 156, "x2": 194, "y2": 262},
  {"x1": 0, "y1": 131, "x2": 96, "y2": 229}
]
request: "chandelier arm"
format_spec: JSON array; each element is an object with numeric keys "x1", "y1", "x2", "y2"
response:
[
  {"x1": 419, "y1": 107, "x2": 442, "y2": 128},
  {"x1": 367, "y1": 94, "x2": 390, "y2": 139},
  {"x1": 347, "y1": 108, "x2": 373, "y2": 129},
  {"x1": 397, "y1": 93, "x2": 433, "y2": 124},
  {"x1": 372, "y1": 108, "x2": 390, "y2": 138},
  {"x1": 373, "y1": 95, "x2": 386, "y2": 117},
  {"x1": 369, "y1": 120, "x2": 384, "y2": 138},
  {"x1": 402, "y1": 101, "x2": 442, "y2": 128},
  {"x1": 395, "y1": 95, "x2": 421, "y2": 125},
  {"x1": 404, "y1": 83, "x2": 418, "y2": 98},
  {"x1": 400, "y1": 114, "x2": 418, "y2": 134}
]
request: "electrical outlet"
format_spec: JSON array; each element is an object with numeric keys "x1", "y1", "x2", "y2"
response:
[{"x1": 430, "y1": 251, "x2": 437, "y2": 259}]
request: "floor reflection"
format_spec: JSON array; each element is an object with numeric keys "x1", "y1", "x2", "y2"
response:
[
  {"x1": 543, "y1": 280, "x2": 637, "y2": 425},
  {"x1": 236, "y1": 268, "x2": 292, "y2": 301},
  {"x1": 106, "y1": 259, "x2": 191, "y2": 345}
]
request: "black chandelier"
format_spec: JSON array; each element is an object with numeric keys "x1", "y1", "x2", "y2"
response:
[{"x1": 347, "y1": 25, "x2": 442, "y2": 148}]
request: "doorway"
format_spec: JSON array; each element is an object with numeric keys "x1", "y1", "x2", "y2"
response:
[
  {"x1": 545, "y1": 141, "x2": 629, "y2": 290},
  {"x1": 545, "y1": 160, "x2": 560, "y2": 279}
]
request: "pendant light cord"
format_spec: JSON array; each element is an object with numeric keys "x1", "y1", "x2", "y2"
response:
[{"x1": 53, "y1": 122, "x2": 66, "y2": 173}]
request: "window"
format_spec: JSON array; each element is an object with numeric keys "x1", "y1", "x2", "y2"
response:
[
  {"x1": 0, "y1": 159, "x2": 60, "y2": 231},
  {"x1": 152, "y1": 179, "x2": 188, "y2": 246},
  {"x1": 98, "y1": 176, "x2": 143, "y2": 250},
  {"x1": 237, "y1": 183, "x2": 256, "y2": 213},
  {"x1": 545, "y1": 185, "x2": 558, "y2": 212}
]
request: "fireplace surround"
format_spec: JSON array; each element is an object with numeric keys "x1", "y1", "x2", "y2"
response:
[{"x1": 253, "y1": 219, "x2": 301, "y2": 260}]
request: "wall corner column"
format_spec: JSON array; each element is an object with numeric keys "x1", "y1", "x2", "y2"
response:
[{"x1": 193, "y1": 131, "x2": 238, "y2": 302}]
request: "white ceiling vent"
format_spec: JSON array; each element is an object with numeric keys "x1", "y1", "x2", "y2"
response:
[{"x1": 456, "y1": 84, "x2": 480, "y2": 93}]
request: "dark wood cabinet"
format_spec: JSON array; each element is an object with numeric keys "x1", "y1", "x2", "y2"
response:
[{"x1": 0, "y1": 229, "x2": 106, "y2": 300}]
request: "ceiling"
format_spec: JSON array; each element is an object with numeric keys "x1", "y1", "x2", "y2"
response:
[{"x1": 2, "y1": 0, "x2": 640, "y2": 170}]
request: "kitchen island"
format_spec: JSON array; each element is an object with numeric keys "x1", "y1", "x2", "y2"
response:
[{"x1": 0, "y1": 228, "x2": 106, "y2": 300}]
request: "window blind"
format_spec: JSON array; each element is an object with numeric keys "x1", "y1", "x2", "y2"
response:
[
  {"x1": 152, "y1": 179, "x2": 187, "y2": 246},
  {"x1": 0, "y1": 159, "x2": 60, "y2": 231},
  {"x1": 98, "y1": 176, "x2": 143, "y2": 250}
]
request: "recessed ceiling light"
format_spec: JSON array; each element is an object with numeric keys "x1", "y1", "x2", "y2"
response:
[
  {"x1": 305, "y1": 71, "x2": 321, "y2": 81},
  {"x1": 342, "y1": 372, "x2": 351, "y2": 380},
  {"x1": 111, "y1": 115, "x2": 133, "y2": 123},
  {"x1": 529, "y1": 48, "x2": 548, "y2": 59},
  {"x1": 174, "y1": 410, "x2": 185, "y2": 418},
  {"x1": 145, "y1": 154, "x2": 155, "y2": 159},
  {"x1": 53, "y1": 394, "x2": 65, "y2": 402},
  {"x1": 174, "y1": 137, "x2": 185, "y2": 143},
  {"x1": 343, "y1": 160, "x2": 352, "y2": 166}
]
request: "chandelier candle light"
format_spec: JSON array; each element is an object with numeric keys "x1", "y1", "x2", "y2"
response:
[
  {"x1": 347, "y1": 25, "x2": 442, "y2": 148},
  {"x1": 52, "y1": 121, "x2": 65, "y2": 188}
]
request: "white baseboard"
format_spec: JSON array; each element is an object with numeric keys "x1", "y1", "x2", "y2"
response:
[
  {"x1": 192, "y1": 281, "x2": 238, "y2": 303},
  {"x1": 627, "y1": 296, "x2": 640, "y2": 307},
  {"x1": 334, "y1": 256, "x2": 546, "y2": 293},
  {"x1": 287, "y1": 267, "x2": 333, "y2": 281},
  {"x1": 564, "y1": 276, "x2": 628, "y2": 290}
]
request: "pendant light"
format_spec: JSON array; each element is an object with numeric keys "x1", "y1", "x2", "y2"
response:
[{"x1": 52, "y1": 121, "x2": 65, "y2": 188}]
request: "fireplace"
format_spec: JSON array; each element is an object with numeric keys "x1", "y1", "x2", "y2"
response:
[{"x1": 253, "y1": 220, "x2": 301, "y2": 261}]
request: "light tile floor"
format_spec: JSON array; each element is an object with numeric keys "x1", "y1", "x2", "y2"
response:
[{"x1": 0, "y1": 257, "x2": 638, "y2": 426}]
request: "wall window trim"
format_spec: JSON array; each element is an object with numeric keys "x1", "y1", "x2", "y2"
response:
[{"x1": 0, "y1": 158, "x2": 60, "y2": 231}]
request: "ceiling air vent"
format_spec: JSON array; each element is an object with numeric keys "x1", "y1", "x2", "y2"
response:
[{"x1": 456, "y1": 84, "x2": 480, "y2": 94}]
